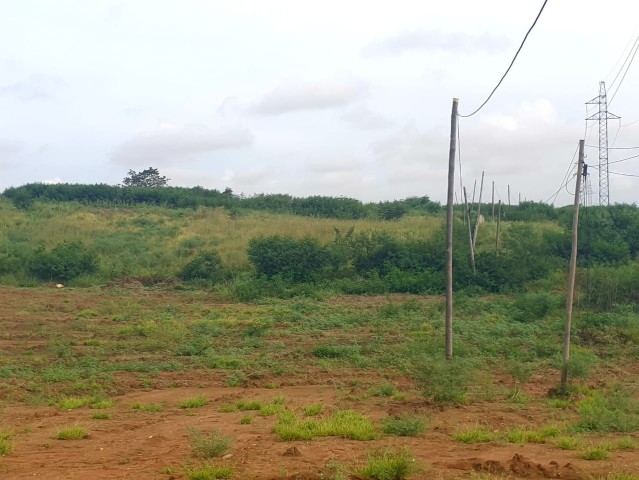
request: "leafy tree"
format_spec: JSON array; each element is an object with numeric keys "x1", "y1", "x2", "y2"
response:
[
  {"x1": 377, "y1": 201, "x2": 408, "y2": 220},
  {"x1": 122, "y1": 168, "x2": 169, "y2": 188}
]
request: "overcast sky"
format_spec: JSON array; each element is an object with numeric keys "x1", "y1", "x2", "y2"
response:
[{"x1": 1, "y1": 0, "x2": 638, "y2": 205}]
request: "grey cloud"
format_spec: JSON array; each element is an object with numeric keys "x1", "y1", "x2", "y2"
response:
[
  {"x1": 372, "y1": 100, "x2": 580, "y2": 203},
  {"x1": 252, "y1": 76, "x2": 368, "y2": 115},
  {"x1": 0, "y1": 141, "x2": 21, "y2": 159},
  {"x1": 340, "y1": 105, "x2": 394, "y2": 130},
  {"x1": 111, "y1": 125, "x2": 254, "y2": 166},
  {"x1": 373, "y1": 125, "x2": 444, "y2": 165},
  {"x1": 223, "y1": 167, "x2": 270, "y2": 186},
  {"x1": 307, "y1": 157, "x2": 365, "y2": 174},
  {"x1": 0, "y1": 74, "x2": 64, "y2": 101},
  {"x1": 363, "y1": 30, "x2": 510, "y2": 57}
]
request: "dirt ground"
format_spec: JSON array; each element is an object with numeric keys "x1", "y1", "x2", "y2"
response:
[{"x1": 0, "y1": 287, "x2": 637, "y2": 479}]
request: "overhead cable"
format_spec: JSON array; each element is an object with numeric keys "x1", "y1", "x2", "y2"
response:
[{"x1": 459, "y1": 0, "x2": 549, "y2": 118}]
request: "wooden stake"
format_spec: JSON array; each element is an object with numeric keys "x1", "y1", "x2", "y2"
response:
[
  {"x1": 445, "y1": 98, "x2": 458, "y2": 361},
  {"x1": 496, "y1": 200, "x2": 502, "y2": 252},
  {"x1": 464, "y1": 187, "x2": 476, "y2": 274},
  {"x1": 561, "y1": 140, "x2": 585, "y2": 391},
  {"x1": 491, "y1": 181, "x2": 495, "y2": 221},
  {"x1": 471, "y1": 179, "x2": 477, "y2": 217},
  {"x1": 472, "y1": 171, "x2": 484, "y2": 250}
]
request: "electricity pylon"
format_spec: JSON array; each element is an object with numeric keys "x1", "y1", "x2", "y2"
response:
[{"x1": 586, "y1": 81, "x2": 620, "y2": 206}]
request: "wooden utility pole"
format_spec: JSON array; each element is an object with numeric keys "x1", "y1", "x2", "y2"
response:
[
  {"x1": 508, "y1": 185, "x2": 511, "y2": 210},
  {"x1": 471, "y1": 179, "x2": 477, "y2": 216},
  {"x1": 445, "y1": 98, "x2": 458, "y2": 361},
  {"x1": 519, "y1": 192, "x2": 521, "y2": 204},
  {"x1": 495, "y1": 200, "x2": 502, "y2": 252},
  {"x1": 472, "y1": 171, "x2": 485, "y2": 250},
  {"x1": 463, "y1": 187, "x2": 476, "y2": 274},
  {"x1": 561, "y1": 140, "x2": 584, "y2": 391},
  {"x1": 491, "y1": 181, "x2": 495, "y2": 221}
]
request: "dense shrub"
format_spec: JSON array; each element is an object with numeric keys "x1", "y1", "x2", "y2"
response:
[
  {"x1": 247, "y1": 236, "x2": 330, "y2": 282},
  {"x1": 179, "y1": 250, "x2": 224, "y2": 282},
  {"x1": 31, "y1": 242, "x2": 99, "y2": 281},
  {"x1": 377, "y1": 201, "x2": 408, "y2": 220}
]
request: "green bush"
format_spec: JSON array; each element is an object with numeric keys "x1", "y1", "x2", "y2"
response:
[
  {"x1": 179, "y1": 250, "x2": 224, "y2": 282},
  {"x1": 247, "y1": 235, "x2": 330, "y2": 282},
  {"x1": 31, "y1": 241, "x2": 99, "y2": 281}
]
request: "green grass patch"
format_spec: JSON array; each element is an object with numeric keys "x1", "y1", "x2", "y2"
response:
[
  {"x1": 505, "y1": 425, "x2": 560, "y2": 444},
  {"x1": 381, "y1": 415, "x2": 427, "y2": 437},
  {"x1": 180, "y1": 395, "x2": 208, "y2": 409},
  {"x1": 303, "y1": 403, "x2": 324, "y2": 416},
  {"x1": 452, "y1": 425, "x2": 496, "y2": 444},
  {"x1": 359, "y1": 448, "x2": 415, "y2": 480},
  {"x1": 219, "y1": 398, "x2": 283, "y2": 417},
  {"x1": 273, "y1": 409, "x2": 377, "y2": 441},
  {"x1": 239, "y1": 416, "x2": 252, "y2": 425},
  {"x1": 0, "y1": 430, "x2": 13, "y2": 457},
  {"x1": 553, "y1": 436, "x2": 581, "y2": 450},
  {"x1": 56, "y1": 425, "x2": 88, "y2": 440},
  {"x1": 547, "y1": 398, "x2": 572, "y2": 409},
  {"x1": 582, "y1": 443, "x2": 612, "y2": 460},
  {"x1": 615, "y1": 437, "x2": 637, "y2": 450},
  {"x1": 595, "y1": 474, "x2": 639, "y2": 480},
  {"x1": 184, "y1": 462, "x2": 234, "y2": 480},
  {"x1": 91, "y1": 412, "x2": 111, "y2": 420},
  {"x1": 574, "y1": 388, "x2": 639, "y2": 433},
  {"x1": 188, "y1": 428, "x2": 231, "y2": 458},
  {"x1": 370, "y1": 384, "x2": 397, "y2": 398}
]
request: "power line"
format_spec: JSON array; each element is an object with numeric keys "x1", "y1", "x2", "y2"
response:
[
  {"x1": 608, "y1": 35, "x2": 639, "y2": 91},
  {"x1": 588, "y1": 164, "x2": 639, "y2": 178},
  {"x1": 621, "y1": 118, "x2": 639, "y2": 128},
  {"x1": 611, "y1": 171, "x2": 639, "y2": 178},
  {"x1": 609, "y1": 36, "x2": 639, "y2": 106},
  {"x1": 459, "y1": 0, "x2": 549, "y2": 118},
  {"x1": 605, "y1": 31, "x2": 639, "y2": 87},
  {"x1": 585, "y1": 144, "x2": 639, "y2": 150},
  {"x1": 544, "y1": 145, "x2": 578, "y2": 204},
  {"x1": 610, "y1": 153, "x2": 639, "y2": 165}
]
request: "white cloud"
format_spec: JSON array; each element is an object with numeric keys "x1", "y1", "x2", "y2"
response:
[
  {"x1": 0, "y1": 141, "x2": 21, "y2": 159},
  {"x1": 307, "y1": 157, "x2": 365, "y2": 173},
  {"x1": 111, "y1": 125, "x2": 254, "y2": 166},
  {"x1": 373, "y1": 124, "x2": 444, "y2": 165},
  {"x1": 222, "y1": 167, "x2": 270, "y2": 186},
  {"x1": 42, "y1": 176, "x2": 62, "y2": 184},
  {"x1": 0, "y1": 74, "x2": 64, "y2": 101},
  {"x1": 363, "y1": 29, "x2": 510, "y2": 57},
  {"x1": 340, "y1": 105, "x2": 394, "y2": 130},
  {"x1": 252, "y1": 76, "x2": 368, "y2": 115}
]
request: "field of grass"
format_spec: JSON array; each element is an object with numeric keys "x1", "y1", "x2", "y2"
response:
[
  {"x1": 0, "y1": 200, "x2": 638, "y2": 478},
  {"x1": 0, "y1": 281, "x2": 637, "y2": 478}
]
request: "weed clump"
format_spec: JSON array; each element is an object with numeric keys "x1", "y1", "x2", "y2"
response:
[
  {"x1": 452, "y1": 425, "x2": 496, "y2": 444},
  {"x1": 56, "y1": 425, "x2": 88, "y2": 440},
  {"x1": 574, "y1": 387, "x2": 639, "y2": 432},
  {"x1": 184, "y1": 462, "x2": 234, "y2": 480},
  {"x1": 359, "y1": 448, "x2": 416, "y2": 480},
  {"x1": 188, "y1": 428, "x2": 231, "y2": 458},
  {"x1": 273, "y1": 410, "x2": 377, "y2": 441},
  {"x1": 0, "y1": 430, "x2": 13, "y2": 457},
  {"x1": 180, "y1": 396, "x2": 208, "y2": 409},
  {"x1": 381, "y1": 415, "x2": 427, "y2": 437}
]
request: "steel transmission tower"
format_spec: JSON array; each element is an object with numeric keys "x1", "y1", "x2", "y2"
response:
[{"x1": 586, "y1": 81, "x2": 619, "y2": 206}]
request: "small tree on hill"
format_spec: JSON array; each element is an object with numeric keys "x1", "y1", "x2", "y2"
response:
[{"x1": 122, "y1": 168, "x2": 169, "y2": 188}]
